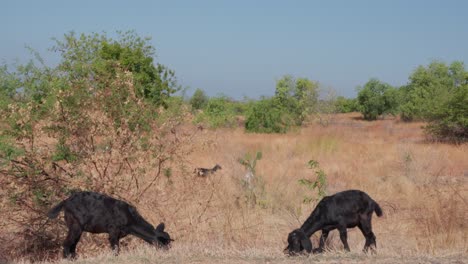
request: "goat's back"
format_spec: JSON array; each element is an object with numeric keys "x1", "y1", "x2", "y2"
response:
[
  {"x1": 311, "y1": 190, "x2": 380, "y2": 220},
  {"x1": 60, "y1": 191, "x2": 147, "y2": 233}
]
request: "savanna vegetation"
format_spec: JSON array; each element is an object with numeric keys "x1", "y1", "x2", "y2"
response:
[{"x1": 0, "y1": 31, "x2": 466, "y2": 263}]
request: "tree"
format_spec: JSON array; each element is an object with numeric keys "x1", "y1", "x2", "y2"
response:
[
  {"x1": 52, "y1": 31, "x2": 179, "y2": 107},
  {"x1": 194, "y1": 95, "x2": 238, "y2": 128},
  {"x1": 245, "y1": 97, "x2": 293, "y2": 133},
  {"x1": 274, "y1": 75, "x2": 319, "y2": 125},
  {"x1": 357, "y1": 78, "x2": 398, "y2": 120},
  {"x1": 190, "y1": 88, "x2": 208, "y2": 110},
  {"x1": 294, "y1": 77, "x2": 319, "y2": 122},
  {"x1": 245, "y1": 75, "x2": 319, "y2": 133},
  {"x1": 425, "y1": 78, "x2": 468, "y2": 141},
  {"x1": 400, "y1": 61, "x2": 464, "y2": 121}
]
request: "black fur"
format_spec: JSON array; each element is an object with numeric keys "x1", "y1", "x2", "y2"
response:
[
  {"x1": 285, "y1": 229, "x2": 312, "y2": 255},
  {"x1": 286, "y1": 190, "x2": 382, "y2": 255},
  {"x1": 47, "y1": 191, "x2": 172, "y2": 259}
]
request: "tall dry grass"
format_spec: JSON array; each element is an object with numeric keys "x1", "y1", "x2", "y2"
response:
[{"x1": 10, "y1": 113, "x2": 468, "y2": 263}]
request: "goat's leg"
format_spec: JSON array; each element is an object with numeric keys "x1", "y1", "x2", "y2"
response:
[
  {"x1": 314, "y1": 229, "x2": 330, "y2": 253},
  {"x1": 358, "y1": 218, "x2": 377, "y2": 253},
  {"x1": 69, "y1": 232, "x2": 82, "y2": 258},
  {"x1": 63, "y1": 225, "x2": 82, "y2": 259},
  {"x1": 108, "y1": 232, "x2": 121, "y2": 256},
  {"x1": 338, "y1": 226, "x2": 350, "y2": 252}
]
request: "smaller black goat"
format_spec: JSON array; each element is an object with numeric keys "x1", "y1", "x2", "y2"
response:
[
  {"x1": 47, "y1": 191, "x2": 172, "y2": 259},
  {"x1": 286, "y1": 190, "x2": 382, "y2": 255},
  {"x1": 194, "y1": 164, "x2": 222, "y2": 177}
]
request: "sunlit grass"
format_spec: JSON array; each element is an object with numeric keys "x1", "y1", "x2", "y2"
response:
[{"x1": 11, "y1": 113, "x2": 468, "y2": 263}]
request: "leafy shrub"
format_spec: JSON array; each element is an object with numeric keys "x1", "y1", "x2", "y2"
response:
[
  {"x1": 275, "y1": 75, "x2": 319, "y2": 125},
  {"x1": 357, "y1": 78, "x2": 399, "y2": 120},
  {"x1": 400, "y1": 61, "x2": 464, "y2": 121},
  {"x1": 245, "y1": 75, "x2": 319, "y2": 133},
  {"x1": 194, "y1": 95, "x2": 237, "y2": 128},
  {"x1": 334, "y1": 96, "x2": 358, "y2": 113},
  {"x1": 298, "y1": 160, "x2": 328, "y2": 204},
  {"x1": 424, "y1": 84, "x2": 468, "y2": 142},
  {"x1": 245, "y1": 98, "x2": 293, "y2": 133},
  {"x1": 189, "y1": 88, "x2": 208, "y2": 110}
]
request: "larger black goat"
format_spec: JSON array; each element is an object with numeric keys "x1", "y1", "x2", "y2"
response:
[
  {"x1": 286, "y1": 190, "x2": 382, "y2": 255},
  {"x1": 47, "y1": 191, "x2": 172, "y2": 259}
]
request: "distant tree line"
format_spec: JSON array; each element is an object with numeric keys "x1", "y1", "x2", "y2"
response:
[
  {"x1": 189, "y1": 60, "x2": 467, "y2": 142},
  {"x1": 355, "y1": 61, "x2": 467, "y2": 142}
]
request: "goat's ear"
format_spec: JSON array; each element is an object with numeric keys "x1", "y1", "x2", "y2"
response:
[
  {"x1": 156, "y1": 222, "x2": 165, "y2": 232},
  {"x1": 300, "y1": 237, "x2": 312, "y2": 253}
]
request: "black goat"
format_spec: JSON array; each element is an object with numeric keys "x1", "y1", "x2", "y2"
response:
[
  {"x1": 47, "y1": 191, "x2": 173, "y2": 259},
  {"x1": 286, "y1": 190, "x2": 382, "y2": 255},
  {"x1": 194, "y1": 164, "x2": 222, "y2": 177}
]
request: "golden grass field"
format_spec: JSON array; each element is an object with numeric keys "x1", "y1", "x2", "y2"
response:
[{"x1": 13, "y1": 113, "x2": 467, "y2": 263}]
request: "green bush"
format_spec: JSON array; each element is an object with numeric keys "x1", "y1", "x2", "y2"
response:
[
  {"x1": 245, "y1": 98, "x2": 293, "y2": 133},
  {"x1": 54, "y1": 30, "x2": 179, "y2": 108},
  {"x1": 357, "y1": 78, "x2": 398, "y2": 120},
  {"x1": 400, "y1": 61, "x2": 464, "y2": 121},
  {"x1": 334, "y1": 96, "x2": 358, "y2": 113},
  {"x1": 194, "y1": 95, "x2": 237, "y2": 128},
  {"x1": 274, "y1": 75, "x2": 319, "y2": 125},
  {"x1": 189, "y1": 88, "x2": 208, "y2": 110},
  {"x1": 298, "y1": 160, "x2": 328, "y2": 204},
  {"x1": 245, "y1": 75, "x2": 319, "y2": 133},
  {"x1": 425, "y1": 84, "x2": 468, "y2": 142}
]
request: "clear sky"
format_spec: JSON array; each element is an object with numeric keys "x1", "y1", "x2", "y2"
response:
[{"x1": 1, "y1": 0, "x2": 467, "y2": 99}]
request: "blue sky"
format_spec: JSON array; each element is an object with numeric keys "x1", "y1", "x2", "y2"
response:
[{"x1": 1, "y1": 0, "x2": 467, "y2": 99}]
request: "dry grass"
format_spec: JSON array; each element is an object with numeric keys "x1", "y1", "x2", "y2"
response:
[
  {"x1": 11, "y1": 113, "x2": 468, "y2": 263},
  {"x1": 14, "y1": 243, "x2": 467, "y2": 264}
]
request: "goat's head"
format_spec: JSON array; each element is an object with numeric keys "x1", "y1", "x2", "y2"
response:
[
  {"x1": 285, "y1": 229, "x2": 312, "y2": 256},
  {"x1": 154, "y1": 223, "x2": 173, "y2": 249}
]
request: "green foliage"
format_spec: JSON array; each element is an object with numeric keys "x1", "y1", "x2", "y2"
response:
[
  {"x1": 190, "y1": 88, "x2": 208, "y2": 110},
  {"x1": 245, "y1": 97, "x2": 293, "y2": 133},
  {"x1": 424, "y1": 84, "x2": 468, "y2": 141},
  {"x1": 194, "y1": 95, "x2": 238, "y2": 128},
  {"x1": 0, "y1": 65, "x2": 21, "y2": 110},
  {"x1": 245, "y1": 75, "x2": 319, "y2": 133},
  {"x1": 357, "y1": 78, "x2": 398, "y2": 120},
  {"x1": 274, "y1": 75, "x2": 319, "y2": 125},
  {"x1": 400, "y1": 61, "x2": 465, "y2": 121},
  {"x1": 52, "y1": 138, "x2": 77, "y2": 162},
  {"x1": 335, "y1": 96, "x2": 358, "y2": 113},
  {"x1": 238, "y1": 151, "x2": 262, "y2": 175},
  {"x1": 397, "y1": 60, "x2": 468, "y2": 141},
  {"x1": 298, "y1": 160, "x2": 328, "y2": 204},
  {"x1": 0, "y1": 135, "x2": 24, "y2": 165},
  {"x1": 52, "y1": 31, "x2": 179, "y2": 108}
]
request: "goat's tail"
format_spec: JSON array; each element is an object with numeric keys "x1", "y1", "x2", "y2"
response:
[
  {"x1": 373, "y1": 200, "x2": 383, "y2": 217},
  {"x1": 47, "y1": 200, "x2": 66, "y2": 219}
]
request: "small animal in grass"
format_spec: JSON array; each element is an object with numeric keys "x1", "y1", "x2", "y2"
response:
[
  {"x1": 193, "y1": 164, "x2": 222, "y2": 177},
  {"x1": 47, "y1": 191, "x2": 173, "y2": 259},
  {"x1": 285, "y1": 189, "x2": 383, "y2": 255}
]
